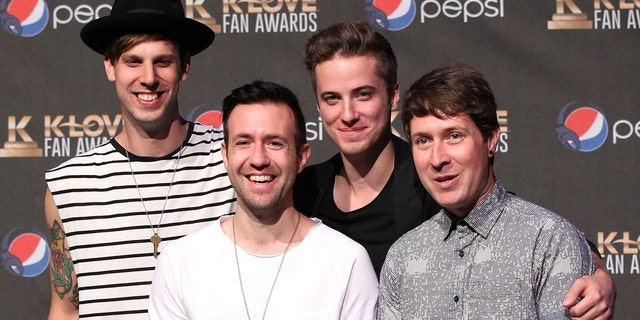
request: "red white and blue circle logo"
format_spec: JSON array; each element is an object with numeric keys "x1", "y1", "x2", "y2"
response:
[
  {"x1": 188, "y1": 105, "x2": 224, "y2": 129},
  {"x1": 2, "y1": 229, "x2": 50, "y2": 277},
  {"x1": 556, "y1": 101, "x2": 609, "y2": 152},
  {"x1": 1, "y1": 0, "x2": 50, "y2": 37},
  {"x1": 366, "y1": 0, "x2": 416, "y2": 31}
]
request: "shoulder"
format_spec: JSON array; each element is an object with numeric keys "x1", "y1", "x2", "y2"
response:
[
  {"x1": 181, "y1": 122, "x2": 226, "y2": 160},
  {"x1": 161, "y1": 221, "x2": 220, "y2": 258},
  {"x1": 293, "y1": 153, "x2": 341, "y2": 215},
  {"x1": 45, "y1": 141, "x2": 118, "y2": 177},
  {"x1": 297, "y1": 153, "x2": 341, "y2": 181},
  {"x1": 501, "y1": 195, "x2": 589, "y2": 252},
  {"x1": 189, "y1": 122, "x2": 224, "y2": 142},
  {"x1": 306, "y1": 222, "x2": 369, "y2": 256},
  {"x1": 504, "y1": 195, "x2": 578, "y2": 230}
]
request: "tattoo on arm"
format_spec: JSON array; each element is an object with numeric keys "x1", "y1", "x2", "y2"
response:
[
  {"x1": 49, "y1": 219, "x2": 76, "y2": 307},
  {"x1": 70, "y1": 283, "x2": 79, "y2": 309}
]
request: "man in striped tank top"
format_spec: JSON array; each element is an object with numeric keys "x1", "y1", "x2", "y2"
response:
[{"x1": 43, "y1": 0, "x2": 236, "y2": 319}]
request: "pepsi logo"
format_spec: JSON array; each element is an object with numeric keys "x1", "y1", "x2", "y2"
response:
[
  {"x1": 187, "y1": 104, "x2": 224, "y2": 129},
  {"x1": 1, "y1": 0, "x2": 49, "y2": 37},
  {"x1": 195, "y1": 110, "x2": 224, "y2": 129},
  {"x1": 2, "y1": 229, "x2": 50, "y2": 277},
  {"x1": 366, "y1": 0, "x2": 416, "y2": 31},
  {"x1": 556, "y1": 101, "x2": 609, "y2": 152}
]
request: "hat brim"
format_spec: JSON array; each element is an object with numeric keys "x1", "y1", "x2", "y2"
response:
[{"x1": 81, "y1": 13, "x2": 215, "y2": 56}]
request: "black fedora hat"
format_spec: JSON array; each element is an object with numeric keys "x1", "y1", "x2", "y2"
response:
[{"x1": 81, "y1": 0, "x2": 214, "y2": 56}]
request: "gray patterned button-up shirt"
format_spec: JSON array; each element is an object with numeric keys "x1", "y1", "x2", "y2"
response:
[{"x1": 376, "y1": 178, "x2": 594, "y2": 320}]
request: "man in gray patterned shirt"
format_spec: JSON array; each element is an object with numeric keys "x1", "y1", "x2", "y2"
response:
[{"x1": 376, "y1": 66, "x2": 595, "y2": 319}]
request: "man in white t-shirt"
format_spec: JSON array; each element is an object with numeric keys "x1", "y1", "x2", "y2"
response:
[{"x1": 149, "y1": 80, "x2": 378, "y2": 320}]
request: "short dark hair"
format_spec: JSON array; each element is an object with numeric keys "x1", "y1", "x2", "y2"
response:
[
  {"x1": 402, "y1": 66, "x2": 500, "y2": 141},
  {"x1": 304, "y1": 21, "x2": 398, "y2": 98},
  {"x1": 222, "y1": 80, "x2": 307, "y2": 153}
]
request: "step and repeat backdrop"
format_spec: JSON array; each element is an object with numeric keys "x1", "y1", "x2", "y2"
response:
[{"x1": 1, "y1": 0, "x2": 638, "y2": 318}]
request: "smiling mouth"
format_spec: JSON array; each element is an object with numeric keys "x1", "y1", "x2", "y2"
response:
[
  {"x1": 137, "y1": 93, "x2": 159, "y2": 102},
  {"x1": 249, "y1": 175, "x2": 273, "y2": 183}
]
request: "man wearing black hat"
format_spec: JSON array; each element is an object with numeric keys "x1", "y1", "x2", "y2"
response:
[{"x1": 43, "y1": 0, "x2": 236, "y2": 319}]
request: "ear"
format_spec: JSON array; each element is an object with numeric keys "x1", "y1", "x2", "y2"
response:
[
  {"x1": 181, "y1": 62, "x2": 190, "y2": 81},
  {"x1": 221, "y1": 141, "x2": 229, "y2": 170},
  {"x1": 487, "y1": 127, "x2": 500, "y2": 157},
  {"x1": 104, "y1": 58, "x2": 115, "y2": 82},
  {"x1": 296, "y1": 143, "x2": 311, "y2": 173},
  {"x1": 390, "y1": 84, "x2": 400, "y2": 111}
]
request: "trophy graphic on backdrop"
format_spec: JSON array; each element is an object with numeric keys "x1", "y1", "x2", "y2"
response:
[
  {"x1": 0, "y1": 116, "x2": 43, "y2": 157},
  {"x1": 548, "y1": 0, "x2": 593, "y2": 29}
]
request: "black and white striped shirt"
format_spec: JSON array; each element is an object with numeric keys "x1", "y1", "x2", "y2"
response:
[{"x1": 46, "y1": 122, "x2": 236, "y2": 319}]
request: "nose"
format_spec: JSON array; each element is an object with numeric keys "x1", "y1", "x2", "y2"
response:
[
  {"x1": 429, "y1": 141, "x2": 449, "y2": 171},
  {"x1": 340, "y1": 100, "x2": 358, "y2": 124},
  {"x1": 140, "y1": 63, "x2": 159, "y2": 88},
  {"x1": 249, "y1": 145, "x2": 270, "y2": 169}
]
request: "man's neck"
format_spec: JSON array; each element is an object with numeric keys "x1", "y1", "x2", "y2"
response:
[
  {"x1": 223, "y1": 205, "x2": 310, "y2": 255},
  {"x1": 117, "y1": 117, "x2": 188, "y2": 157},
  {"x1": 334, "y1": 138, "x2": 395, "y2": 212},
  {"x1": 446, "y1": 174, "x2": 497, "y2": 219}
]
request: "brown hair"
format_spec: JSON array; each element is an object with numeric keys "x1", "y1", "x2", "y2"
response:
[
  {"x1": 402, "y1": 66, "x2": 500, "y2": 141},
  {"x1": 304, "y1": 21, "x2": 397, "y2": 98}
]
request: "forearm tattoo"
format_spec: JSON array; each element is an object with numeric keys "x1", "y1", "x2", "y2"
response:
[{"x1": 49, "y1": 219, "x2": 77, "y2": 307}]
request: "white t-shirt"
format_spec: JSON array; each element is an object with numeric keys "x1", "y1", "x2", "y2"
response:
[{"x1": 149, "y1": 216, "x2": 378, "y2": 320}]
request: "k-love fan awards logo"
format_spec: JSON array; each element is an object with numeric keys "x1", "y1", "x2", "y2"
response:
[
  {"x1": 1, "y1": 104, "x2": 329, "y2": 158},
  {"x1": 1, "y1": 0, "x2": 318, "y2": 38},
  {"x1": 366, "y1": 0, "x2": 505, "y2": 31},
  {"x1": 598, "y1": 231, "x2": 640, "y2": 275},
  {"x1": 548, "y1": 0, "x2": 640, "y2": 30},
  {"x1": 555, "y1": 100, "x2": 639, "y2": 152},
  {"x1": 205, "y1": 0, "x2": 318, "y2": 33},
  {"x1": 0, "y1": 114, "x2": 120, "y2": 158}
]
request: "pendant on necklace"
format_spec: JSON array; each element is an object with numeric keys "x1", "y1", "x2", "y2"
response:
[{"x1": 151, "y1": 233, "x2": 161, "y2": 258}]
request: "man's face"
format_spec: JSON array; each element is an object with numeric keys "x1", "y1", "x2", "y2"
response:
[
  {"x1": 314, "y1": 55, "x2": 399, "y2": 158},
  {"x1": 409, "y1": 113, "x2": 498, "y2": 218},
  {"x1": 104, "y1": 40, "x2": 188, "y2": 130},
  {"x1": 222, "y1": 102, "x2": 310, "y2": 219}
]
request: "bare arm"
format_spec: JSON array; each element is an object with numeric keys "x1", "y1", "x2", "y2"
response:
[
  {"x1": 563, "y1": 251, "x2": 616, "y2": 320},
  {"x1": 45, "y1": 188, "x2": 79, "y2": 320}
]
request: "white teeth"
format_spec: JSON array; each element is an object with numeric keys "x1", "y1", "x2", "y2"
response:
[
  {"x1": 138, "y1": 93, "x2": 158, "y2": 101},
  {"x1": 249, "y1": 175, "x2": 273, "y2": 183}
]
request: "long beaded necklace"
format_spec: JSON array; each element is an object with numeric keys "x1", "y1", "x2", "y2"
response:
[
  {"x1": 232, "y1": 212, "x2": 301, "y2": 320},
  {"x1": 122, "y1": 130, "x2": 184, "y2": 258}
]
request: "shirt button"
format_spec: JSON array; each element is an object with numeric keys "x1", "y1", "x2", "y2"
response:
[
  {"x1": 458, "y1": 250, "x2": 465, "y2": 257},
  {"x1": 454, "y1": 296, "x2": 459, "y2": 302}
]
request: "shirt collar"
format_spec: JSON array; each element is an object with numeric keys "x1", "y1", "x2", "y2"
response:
[{"x1": 438, "y1": 177, "x2": 508, "y2": 240}]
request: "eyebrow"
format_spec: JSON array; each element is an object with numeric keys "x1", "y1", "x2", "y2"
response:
[
  {"x1": 232, "y1": 133, "x2": 288, "y2": 142},
  {"x1": 411, "y1": 124, "x2": 469, "y2": 138},
  {"x1": 320, "y1": 84, "x2": 378, "y2": 96},
  {"x1": 120, "y1": 53, "x2": 177, "y2": 61}
]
